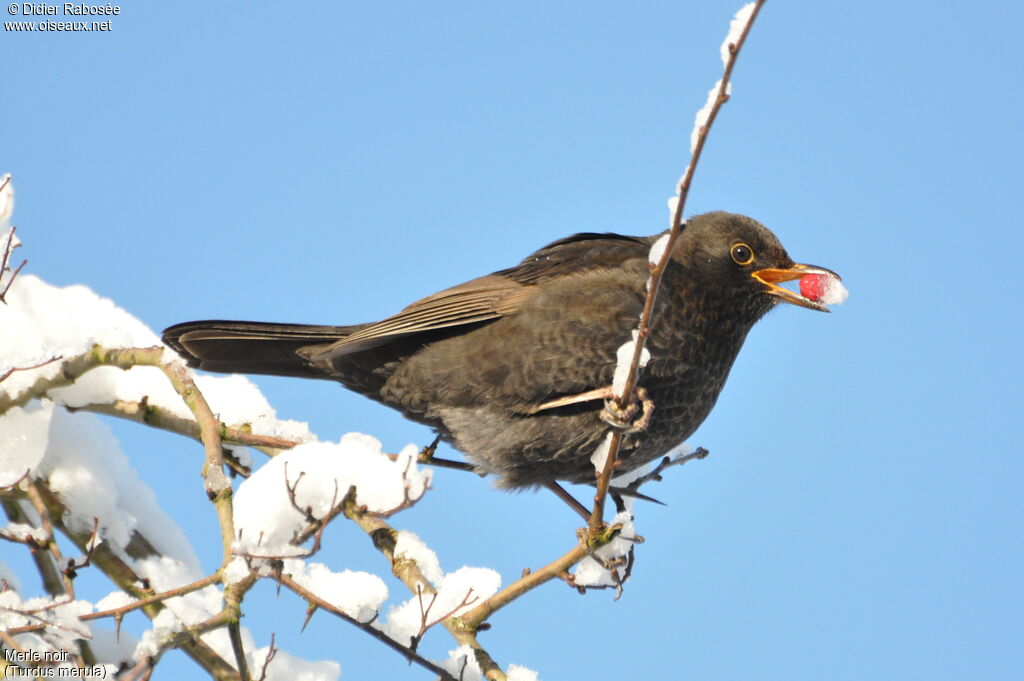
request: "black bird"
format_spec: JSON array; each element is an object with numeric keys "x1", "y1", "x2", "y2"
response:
[{"x1": 163, "y1": 212, "x2": 839, "y2": 489}]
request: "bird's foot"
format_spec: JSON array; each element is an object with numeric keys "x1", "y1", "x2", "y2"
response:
[{"x1": 600, "y1": 386, "x2": 654, "y2": 433}]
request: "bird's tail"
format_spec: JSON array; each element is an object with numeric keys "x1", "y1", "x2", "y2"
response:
[{"x1": 162, "y1": 320, "x2": 360, "y2": 379}]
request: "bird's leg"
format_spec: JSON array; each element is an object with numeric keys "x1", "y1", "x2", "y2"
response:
[
  {"x1": 600, "y1": 386, "x2": 654, "y2": 433},
  {"x1": 543, "y1": 481, "x2": 591, "y2": 522},
  {"x1": 409, "y1": 434, "x2": 485, "y2": 476}
]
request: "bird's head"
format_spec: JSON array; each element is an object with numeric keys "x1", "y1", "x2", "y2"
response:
[{"x1": 672, "y1": 211, "x2": 842, "y2": 317}]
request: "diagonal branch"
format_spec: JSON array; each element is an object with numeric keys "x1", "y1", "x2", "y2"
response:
[
  {"x1": 589, "y1": 0, "x2": 766, "y2": 530},
  {"x1": 278, "y1": 573, "x2": 458, "y2": 681},
  {"x1": 341, "y1": 491, "x2": 509, "y2": 680}
]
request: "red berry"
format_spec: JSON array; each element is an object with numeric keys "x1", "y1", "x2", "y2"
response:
[{"x1": 799, "y1": 273, "x2": 827, "y2": 301}]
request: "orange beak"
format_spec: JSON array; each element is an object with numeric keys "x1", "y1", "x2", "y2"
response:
[{"x1": 751, "y1": 263, "x2": 842, "y2": 312}]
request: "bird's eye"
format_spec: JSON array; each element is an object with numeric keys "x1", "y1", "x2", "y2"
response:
[{"x1": 730, "y1": 243, "x2": 754, "y2": 265}]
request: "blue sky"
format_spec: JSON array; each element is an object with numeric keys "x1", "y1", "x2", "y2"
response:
[{"x1": 5, "y1": 2, "x2": 1022, "y2": 679}]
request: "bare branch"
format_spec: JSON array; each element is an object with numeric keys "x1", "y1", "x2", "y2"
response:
[
  {"x1": 254, "y1": 633, "x2": 278, "y2": 681},
  {"x1": 459, "y1": 543, "x2": 589, "y2": 631},
  {"x1": 228, "y1": 622, "x2": 252, "y2": 681},
  {"x1": 278, "y1": 573, "x2": 458, "y2": 681},
  {"x1": 624, "y1": 447, "x2": 710, "y2": 492},
  {"x1": 3, "y1": 573, "x2": 223, "y2": 637},
  {"x1": 0, "y1": 355, "x2": 63, "y2": 385}
]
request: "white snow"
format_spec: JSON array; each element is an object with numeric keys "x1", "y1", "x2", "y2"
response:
[
  {"x1": 442, "y1": 646, "x2": 539, "y2": 681},
  {"x1": 721, "y1": 3, "x2": 757, "y2": 67},
  {"x1": 233, "y1": 435, "x2": 431, "y2": 555},
  {"x1": 0, "y1": 592, "x2": 94, "y2": 651},
  {"x1": 821, "y1": 274, "x2": 849, "y2": 306},
  {"x1": 572, "y1": 509, "x2": 637, "y2": 587},
  {"x1": 135, "y1": 555, "x2": 222, "y2": 626},
  {"x1": 687, "y1": 3, "x2": 755, "y2": 157},
  {"x1": 393, "y1": 530, "x2": 443, "y2": 585},
  {"x1": 0, "y1": 399, "x2": 200, "y2": 574},
  {"x1": 611, "y1": 329, "x2": 651, "y2": 399},
  {"x1": 2, "y1": 521, "x2": 48, "y2": 544},
  {"x1": 380, "y1": 566, "x2": 500, "y2": 646},
  {"x1": 589, "y1": 431, "x2": 614, "y2": 477},
  {"x1": 134, "y1": 607, "x2": 184, "y2": 658},
  {"x1": 131, "y1": 554, "x2": 228, "y2": 661},
  {"x1": 282, "y1": 559, "x2": 388, "y2": 622},
  {"x1": 222, "y1": 556, "x2": 253, "y2": 586},
  {"x1": 507, "y1": 664, "x2": 542, "y2": 681},
  {"x1": 0, "y1": 274, "x2": 313, "y2": 443},
  {"x1": 53, "y1": 407, "x2": 199, "y2": 570},
  {"x1": 0, "y1": 187, "x2": 496, "y2": 679},
  {"x1": 250, "y1": 646, "x2": 340, "y2": 681},
  {"x1": 195, "y1": 625, "x2": 340, "y2": 681},
  {"x1": 443, "y1": 644, "x2": 484, "y2": 681},
  {"x1": 667, "y1": 195, "x2": 680, "y2": 220},
  {"x1": 573, "y1": 459, "x2": 654, "y2": 588},
  {"x1": 648, "y1": 233, "x2": 671, "y2": 266},
  {"x1": 88, "y1": 626, "x2": 139, "y2": 667},
  {"x1": 435, "y1": 566, "x2": 500, "y2": 618},
  {"x1": 690, "y1": 79, "x2": 732, "y2": 154},
  {"x1": 0, "y1": 401, "x2": 51, "y2": 487},
  {"x1": 95, "y1": 590, "x2": 136, "y2": 611}
]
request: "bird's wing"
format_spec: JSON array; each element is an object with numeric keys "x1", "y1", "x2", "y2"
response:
[
  {"x1": 313, "y1": 274, "x2": 531, "y2": 357},
  {"x1": 499, "y1": 232, "x2": 652, "y2": 285},
  {"x1": 313, "y1": 232, "x2": 651, "y2": 359}
]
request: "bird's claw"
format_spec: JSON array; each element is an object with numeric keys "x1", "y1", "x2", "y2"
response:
[{"x1": 600, "y1": 386, "x2": 654, "y2": 433}]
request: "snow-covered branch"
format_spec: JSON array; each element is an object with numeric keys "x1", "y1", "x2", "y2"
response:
[
  {"x1": 589, "y1": 0, "x2": 765, "y2": 530},
  {"x1": 1, "y1": 4, "x2": 771, "y2": 677}
]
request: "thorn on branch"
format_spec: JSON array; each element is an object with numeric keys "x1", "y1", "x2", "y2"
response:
[{"x1": 301, "y1": 602, "x2": 317, "y2": 632}]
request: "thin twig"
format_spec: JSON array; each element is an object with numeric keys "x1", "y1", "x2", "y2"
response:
[
  {"x1": 0, "y1": 355, "x2": 63, "y2": 385},
  {"x1": 23, "y1": 481, "x2": 74, "y2": 598},
  {"x1": 255, "y1": 633, "x2": 277, "y2": 681},
  {"x1": 1, "y1": 222, "x2": 27, "y2": 304},
  {"x1": 623, "y1": 447, "x2": 710, "y2": 492},
  {"x1": 278, "y1": 573, "x2": 458, "y2": 681},
  {"x1": 2, "y1": 573, "x2": 223, "y2": 636},
  {"x1": 67, "y1": 398, "x2": 299, "y2": 459},
  {"x1": 459, "y1": 538, "x2": 607, "y2": 631},
  {"x1": 589, "y1": 0, "x2": 766, "y2": 530}
]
